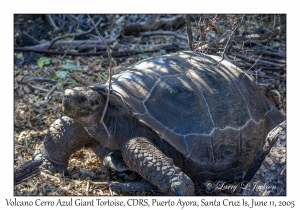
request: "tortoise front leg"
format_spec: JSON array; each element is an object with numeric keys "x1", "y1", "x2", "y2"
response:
[
  {"x1": 33, "y1": 116, "x2": 100, "y2": 173},
  {"x1": 33, "y1": 116, "x2": 129, "y2": 174},
  {"x1": 121, "y1": 137, "x2": 194, "y2": 195}
]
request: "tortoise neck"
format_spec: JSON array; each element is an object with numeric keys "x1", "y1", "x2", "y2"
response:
[{"x1": 81, "y1": 96, "x2": 141, "y2": 150}]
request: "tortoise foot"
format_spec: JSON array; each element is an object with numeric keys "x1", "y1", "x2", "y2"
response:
[{"x1": 32, "y1": 144, "x2": 68, "y2": 174}]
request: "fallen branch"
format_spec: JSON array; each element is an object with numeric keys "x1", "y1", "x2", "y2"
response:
[
  {"x1": 27, "y1": 83, "x2": 49, "y2": 92},
  {"x1": 185, "y1": 14, "x2": 193, "y2": 51},
  {"x1": 45, "y1": 83, "x2": 59, "y2": 100},
  {"x1": 198, "y1": 25, "x2": 286, "y2": 50},
  {"x1": 22, "y1": 32, "x2": 41, "y2": 44},
  {"x1": 15, "y1": 40, "x2": 108, "y2": 51},
  {"x1": 24, "y1": 77, "x2": 58, "y2": 84},
  {"x1": 122, "y1": 15, "x2": 185, "y2": 35},
  {"x1": 14, "y1": 160, "x2": 43, "y2": 185},
  {"x1": 93, "y1": 181, "x2": 157, "y2": 192},
  {"x1": 76, "y1": 44, "x2": 108, "y2": 52},
  {"x1": 261, "y1": 50, "x2": 286, "y2": 58},
  {"x1": 40, "y1": 171, "x2": 61, "y2": 182},
  {"x1": 69, "y1": 73, "x2": 96, "y2": 86},
  {"x1": 45, "y1": 15, "x2": 58, "y2": 33},
  {"x1": 231, "y1": 53, "x2": 286, "y2": 68},
  {"x1": 215, "y1": 15, "x2": 244, "y2": 66},
  {"x1": 115, "y1": 43, "x2": 186, "y2": 51},
  {"x1": 47, "y1": 17, "x2": 103, "y2": 50},
  {"x1": 92, "y1": 181, "x2": 109, "y2": 187},
  {"x1": 140, "y1": 31, "x2": 187, "y2": 41},
  {"x1": 15, "y1": 48, "x2": 181, "y2": 57},
  {"x1": 252, "y1": 55, "x2": 286, "y2": 64},
  {"x1": 110, "y1": 181, "x2": 157, "y2": 192}
]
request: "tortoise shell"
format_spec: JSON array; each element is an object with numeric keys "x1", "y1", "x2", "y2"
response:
[{"x1": 110, "y1": 51, "x2": 285, "y2": 176}]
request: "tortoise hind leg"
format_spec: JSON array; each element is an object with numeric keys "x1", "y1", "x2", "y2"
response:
[
  {"x1": 121, "y1": 137, "x2": 194, "y2": 195},
  {"x1": 33, "y1": 116, "x2": 99, "y2": 174}
]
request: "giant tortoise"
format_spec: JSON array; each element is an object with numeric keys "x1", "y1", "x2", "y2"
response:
[{"x1": 33, "y1": 51, "x2": 285, "y2": 195}]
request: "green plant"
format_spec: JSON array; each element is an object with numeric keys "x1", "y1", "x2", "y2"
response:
[{"x1": 37, "y1": 57, "x2": 51, "y2": 67}]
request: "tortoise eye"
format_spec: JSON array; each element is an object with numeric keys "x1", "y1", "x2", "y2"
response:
[{"x1": 89, "y1": 100, "x2": 95, "y2": 106}]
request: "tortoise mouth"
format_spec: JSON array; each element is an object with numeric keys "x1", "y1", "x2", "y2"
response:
[
  {"x1": 62, "y1": 105, "x2": 91, "y2": 118},
  {"x1": 62, "y1": 99, "x2": 91, "y2": 118}
]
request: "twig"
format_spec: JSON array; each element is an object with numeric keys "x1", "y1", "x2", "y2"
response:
[
  {"x1": 198, "y1": 25, "x2": 286, "y2": 50},
  {"x1": 27, "y1": 83, "x2": 49, "y2": 92},
  {"x1": 231, "y1": 53, "x2": 286, "y2": 68},
  {"x1": 76, "y1": 44, "x2": 108, "y2": 52},
  {"x1": 45, "y1": 83, "x2": 59, "y2": 100},
  {"x1": 40, "y1": 171, "x2": 61, "y2": 182},
  {"x1": 47, "y1": 17, "x2": 102, "y2": 50},
  {"x1": 56, "y1": 186, "x2": 73, "y2": 194},
  {"x1": 14, "y1": 160, "x2": 43, "y2": 185},
  {"x1": 116, "y1": 43, "x2": 185, "y2": 51},
  {"x1": 66, "y1": 14, "x2": 79, "y2": 22},
  {"x1": 27, "y1": 83, "x2": 61, "y2": 96},
  {"x1": 260, "y1": 50, "x2": 286, "y2": 58},
  {"x1": 92, "y1": 181, "x2": 110, "y2": 187},
  {"x1": 146, "y1": 15, "x2": 162, "y2": 27},
  {"x1": 109, "y1": 187, "x2": 114, "y2": 196},
  {"x1": 140, "y1": 31, "x2": 187, "y2": 41},
  {"x1": 61, "y1": 16, "x2": 85, "y2": 59},
  {"x1": 122, "y1": 15, "x2": 185, "y2": 35},
  {"x1": 86, "y1": 180, "x2": 90, "y2": 192},
  {"x1": 22, "y1": 32, "x2": 41, "y2": 44},
  {"x1": 245, "y1": 26, "x2": 284, "y2": 75},
  {"x1": 45, "y1": 15, "x2": 59, "y2": 33},
  {"x1": 69, "y1": 73, "x2": 96, "y2": 86},
  {"x1": 215, "y1": 16, "x2": 244, "y2": 66},
  {"x1": 249, "y1": 40, "x2": 281, "y2": 52},
  {"x1": 227, "y1": 55, "x2": 252, "y2": 68},
  {"x1": 92, "y1": 181, "x2": 157, "y2": 192},
  {"x1": 252, "y1": 55, "x2": 286, "y2": 64},
  {"x1": 88, "y1": 14, "x2": 112, "y2": 137},
  {"x1": 15, "y1": 40, "x2": 107, "y2": 51},
  {"x1": 261, "y1": 67, "x2": 285, "y2": 71},
  {"x1": 14, "y1": 48, "x2": 178, "y2": 57},
  {"x1": 109, "y1": 181, "x2": 157, "y2": 192},
  {"x1": 185, "y1": 15, "x2": 193, "y2": 51},
  {"x1": 24, "y1": 77, "x2": 58, "y2": 84}
]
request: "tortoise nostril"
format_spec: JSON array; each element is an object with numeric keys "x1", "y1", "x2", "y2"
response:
[
  {"x1": 64, "y1": 95, "x2": 71, "y2": 102},
  {"x1": 78, "y1": 97, "x2": 86, "y2": 104},
  {"x1": 63, "y1": 94, "x2": 72, "y2": 106}
]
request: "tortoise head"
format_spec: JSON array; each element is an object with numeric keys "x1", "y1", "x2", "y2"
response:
[{"x1": 62, "y1": 86, "x2": 106, "y2": 122}]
